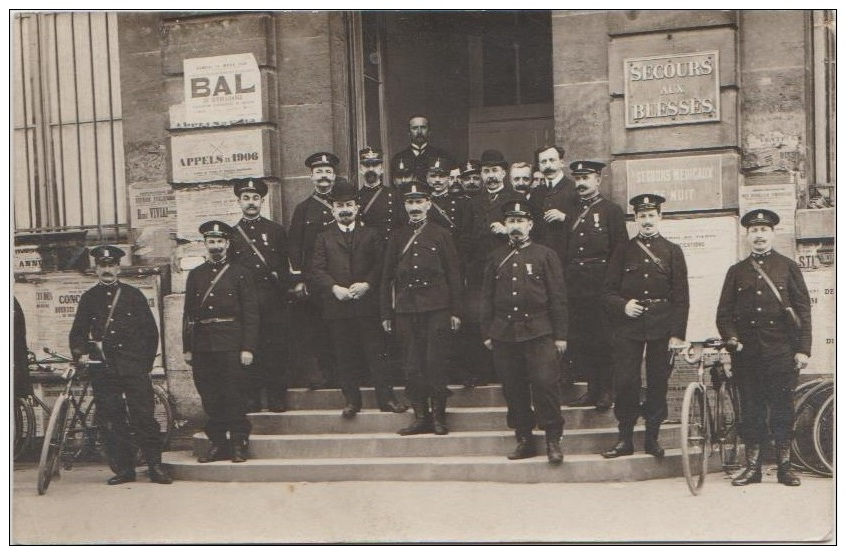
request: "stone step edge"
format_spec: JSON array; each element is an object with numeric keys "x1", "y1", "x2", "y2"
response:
[{"x1": 248, "y1": 406, "x2": 613, "y2": 416}]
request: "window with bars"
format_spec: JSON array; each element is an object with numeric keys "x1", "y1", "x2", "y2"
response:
[{"x1": 12, "y1": 12, "x2": 127, "y2": 243}]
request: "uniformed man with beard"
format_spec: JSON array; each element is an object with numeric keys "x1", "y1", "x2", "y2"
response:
[
  {"x1": 357, "y1": 146, "x2": 403, "y2": 245},
  {"x1": 717, "y1": 209, "x2": 811, "y2": 487},
  {"x1": 289, "y1": 152, "x2": 341, "y2": 389},
  {"x1": 563, "y1": 161, "x2": 628, "y2": 411},
  {"x1": 458, "y1": 159, "x2": 483, "y2": 199},
  {"x1": 481, "y1": 199, "x2": 568, "y2": 465},
  {"x1": 229, "y1": 177, "x2": 290, "y2": 413},
  {"x1": 426, "y1": 155, "x2": 464, "y2": 236},
  {"x1": 508, "y1": 162, "x2": 533, "y2": 197},
  {"x1": 390, "y1": 115, "x2": 454, "y2": 186},
  {"x1": 391, "y1": 158, "x2": 418, "y2": 193},
  {"x1": 448, "y1": 166, "x2": 464, "y2": 197}
]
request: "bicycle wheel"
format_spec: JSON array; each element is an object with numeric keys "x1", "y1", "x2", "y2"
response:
[
  {"x1": 714, "y1": 381, "x2": 741, "y2": 472},
  {"x1": 812, "y1": 393, "x2": 833, "y2": 477},
  {"x1": 792, "y1": 380, "x2": 833, "y2": 474},
  {"x1": 681, "y1": 382, "x2": 709, "y2": 495},
  {"x1": 38, "y1": 394, "x2": 70, "y2": 495},
  {"x1": 152, "y1": 384, "x2": 175, "y2": 449},
  {"x1": 14, "y1": 396, "x2": 36, "y2": 461}
]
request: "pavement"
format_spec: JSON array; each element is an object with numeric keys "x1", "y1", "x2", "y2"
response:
[{"x1": 11, "y1": 461, "x2": 834, "y2": 544}]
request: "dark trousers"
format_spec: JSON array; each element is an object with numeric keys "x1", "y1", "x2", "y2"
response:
[
  {"x1": 453, "y1": 322, "x2": 495, "y2": 385},
  {"x1": 330, "y1": 317, "x2": 397, "y2": 409},
  {"x1": 395, "y1": 309, "x2": 452, "y2": 402},
  {"x1": 735, "y1": 355, "x2": 798, "y2": 444},
  {"x1": 290, "y1": 299, "x2": 336, "y2": 387},
  {"x1": 612, "y1": 336, "x2": 671, "y2": 431},
  {"x1": 90, "y1": 367, "x2": 163, "y2": 472},
  {"x1": 246, "y1": 293, "x2": 289, "y2": 408},
  {"x1": 492, "y1": 336, "x2": 564, "y2": 434},
  {"x1": 192, "y1": 351, "x2": 251, "y2": 444},
  {"x1": 569, "y1": 298, "x2": 614, "y2": 399}
]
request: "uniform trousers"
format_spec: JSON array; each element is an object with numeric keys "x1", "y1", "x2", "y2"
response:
[
  {"x1": 611, "y1": 335, "x2": 671, "y2": 431},
  {"x1": 492, "y1": 336, "x2": 564, "y2": 434},
  {"x1": 395, "y1": 309, "x2": 452, "y2": 402},
  {"x1": 90, "y1": 366, "x2": 163, "y2": 471},
  {"x1": 569, "y1": 297, "x2": 614, "y2": 398},
  {"x1": 192, "y1": 351, "x2": 251, "y2": 443},
  {"x1": 330, "y1": 317, "x2": 397, "y2": 408},
  {"x1": 246, "y1": 289, "x2": 288, "y2": 408},
  {"x1": 290, "y1": 299, "x2": 336, "y2": 387},
  {"x1": 734, "y1": 352, "x2": 798, "y2": 444}
]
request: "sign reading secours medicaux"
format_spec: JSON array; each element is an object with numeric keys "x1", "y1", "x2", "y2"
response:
[
  {"x1": 624, "y1": 51, "x2": 720, "y2": 128},
  {"x1": 625, "y1": 154, "x2": 723, "y2": 213},
  {"x1": 171, "y1": 128, "x2": 265, "y2": 183},
  {"x1": 183, "y1": 53, "x2": 262, "y2": 127}
]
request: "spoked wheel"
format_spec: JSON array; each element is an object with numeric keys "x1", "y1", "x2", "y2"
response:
[
  {"x1": 792, "y1": 380, "x2": 833, "y2": 475},
  {"x1": 681, "y1": 382, "x2": 709, "y2": 495},
  {"x1": 812, "y1": 393, "x2": 833, "y2": 477},
  {"x1": 14, "y1": 397, "x2": 36, "y2": 461},
  {"x1": 38, "y1": 394, "x2": 70, "y2": 495},
  {"x1": 714, "y1": 382, "x2": 741, "y2": 472}
]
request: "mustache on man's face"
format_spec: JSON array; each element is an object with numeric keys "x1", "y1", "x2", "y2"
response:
[
  {"x1": 408, "y1": 209, "x2": 424, "y2": 215},
  {"x1": 543, "y1": 167, "x2": 556, "y2": 174},
  {"x1": 339, "y1": 211, "x2": 354, "y2": 218}
]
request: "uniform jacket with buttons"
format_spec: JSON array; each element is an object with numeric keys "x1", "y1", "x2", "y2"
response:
[
  {"x1": 390, "y1": 145, "x2": 453, "y2": 187},
  {"x1": 288, "y1": 193, "x2": 336, "y2": 281},
  {"x1": 459, "y1": 188, "x2": 523, "y2": 282},
  {"x1": 716, "y1": 250, "x2": 812, "y2": 359},
  {"x1": 310, "y1": 223, "x2": 383, "y2": 320},
  {"x1": 604, "y1": 234, "x2": 690, "y2": 340},
  {"x1": 358, "y1": 184, "x2": 405, "y2": 244},
  {"x1": 380, "y1": 221, "x2": 462, "y2": 319},
  {"x1": 429, "y1": 191, "x2": 466, "y2": 236},
  {"x1": 563, "y1": 196, "x2": 628, "y2": 299},
  {"x1": 69, "y1": 282, "x2": 159, "y2": 375},
  {"x1": 480, "y1": 241, "x2": 568, "y2": 343},
  {"x1": 229, "y1": 216, "x2": 291, "y2": 301},
  {"x1": 529, "y1": 174, "x2": 577, "y2": 264},
  {"x1": 182, "y1": 260, "x2": 260, "y2": 353}
]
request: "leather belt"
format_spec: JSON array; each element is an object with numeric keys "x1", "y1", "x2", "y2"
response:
[
  {"x1": 199, "y1": 317, "x2": 236, "y2": 324},
  {"x1": 639, "y1": 298, "x2": 669, "y2": 304}
]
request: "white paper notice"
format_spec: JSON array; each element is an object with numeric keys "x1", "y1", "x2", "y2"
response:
[{"x1": 183, "y1": 53, "x2": 262, "y2": 127}]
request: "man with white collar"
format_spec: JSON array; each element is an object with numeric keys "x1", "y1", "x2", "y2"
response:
[
  {"x1": 390, "y1": 115, "x2": 453, "y2": 186},
  {"x1": 530, "y1": 144, "x2": 577, "y2": 268},
  {"x1": 717, "y1": 209, "x2": 812, "y2": 487}
]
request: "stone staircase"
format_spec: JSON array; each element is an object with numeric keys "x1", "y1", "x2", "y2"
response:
[{"x1": 163, "y1": 383, "x2": 698, "y2": 483}]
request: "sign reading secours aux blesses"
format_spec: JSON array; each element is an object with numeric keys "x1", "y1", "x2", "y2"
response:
[
  {"x1": 170, "y1": 127, "x2": 272, "y2": 184},
  {"x1": 183, "y1": 53, "x2": 262, "y2": 127},
  {"x1": 624, "y1": 51, "x2": 720, "y2": 128}
]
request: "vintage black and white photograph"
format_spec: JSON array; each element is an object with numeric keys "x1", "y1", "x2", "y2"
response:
[{"x1": 10, "y1": 9, "x2": 835, "y2": 543}]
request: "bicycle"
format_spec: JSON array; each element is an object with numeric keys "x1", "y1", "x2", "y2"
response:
[
  {"x1": 677, "y1": 337, "x2": 742, "y2": 495},
  {"x1": 791, "y1": 377, "x2": 833, "y2": 477},
  {"x1": 14, "y1": 350, "x2": 65, "y2": 461},
  {"x1": 34, "y1": 348, "x2": 175, "y2": 495}
]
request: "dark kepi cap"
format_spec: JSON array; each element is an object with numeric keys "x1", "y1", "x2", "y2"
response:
[
  {"x1": 233, "y1": 177, "x2": 268, "y2": 197},
  {"x1": 741, "y1": 209, "x2": 780, "y2": 228},
  {"x1": 460, "y1": 159, "x2": 481, "y2": 177},
  {"x1": 480, "y1": 149, "x2": 509, "y2": 169},
  {"x1": 569, "y1": 160, "x2": 606, "y2": 175},
  {"x1": 427, "y1": 156, "x2": 449, "y2": 174},
  {"x1": 359, "y1": 146, "x2": 383, "y2": 164},
  {"x1": 501, "y1": 199, "x2": 536, "y2": 220},
  {"x1": 305, "y1": 152, "x2": 340, "y2": 170},
  {"x1": 403, "y1": 183, "x2": 431, "y2": 199},
  {"x1": 393, "y1": 158, "x2": 413, "y2": 176},
  {"x1": 328, "y1": 180, "x2": 359, "y2": 203},
  {"x1": 199, "y1": 220, "x2": 233, "y2": 239},
  {"x1": 629, "y1": 193, "x2": 666, "y2": 212},
  {"x1": 89, "y1": 245, "x2": 125, "y2": 265}
]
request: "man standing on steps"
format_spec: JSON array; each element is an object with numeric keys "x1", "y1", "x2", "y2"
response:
[
  {"x1": 357, "y1": 146, "x2": 404, "y2": 245},
  {"x1": 601, "y1": 194, "x2": 689, "y2": 460},
  {"x1": 563, "y1": 161, "x2": 628, "y2": 411},
  {"x1": 381, "y1": 184, "x2": 462, "y2": 436},
  {"x1": 716, "y1": 209, "x2": 811, "y2": 487},
  {"x1": 70, "y1": 245, "x2": 172, "y2": 485},
  {"x1": 310, "y1": 180, "x2": 408, "y2": 418},
  {"x1": 390, "y1": 115, "x2": 454, "y2": 187},
  {"x1": 183, "y1": 221, "x2": 259, "y2": 464},
  {"x1": 481, "y1": 199, "x2": 568, "y2": 465},
  {"x1": 229, "y1": 177, "x2": 290, "y2": 413}
]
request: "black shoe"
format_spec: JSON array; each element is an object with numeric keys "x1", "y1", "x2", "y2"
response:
[
  {"x1": 380, "y1": 400, "x2": 409, "y2": 413},
  {"x1": 107, "y1": 472, "x2": 136, "y2": 485},
  {"x1": 645, "y1": 439, "x2": 665, "y2": 458},
  {"x1": 308, "y1": 381, "x2": 328, "y2": 391},
  {"x1": 268, "y1": 404, "x2": 287, "y2": 413},
  {"x1": 546, "y1": 439, "x2": 563, "y2": 466},
  {"x1": 341, "y1": 405, "x2": 360, "y2": 419},
  {"x1": 595, "y1": 392, "x2": 613, "y2": 411},
  {"x1": 507, "y1": 436, "x2": 537, "y2": 460},
  {"x1": 567, "y1": 393, "x2": 597, "y2": 408},
  {"x1": 148, "y1": 464, "x2": 173, "y2": 484},
  {"x1": 777, "y1": 468, "x2": 801, "y2": 486},
  {"x1": 198, "y1": 444, "x2": 231, "y2": 463},
  {"x1": 232, "y1": 442, "x2": 249, "y2": 463},
  {"x1": 462, "y1": 377, "x2": 478, "y2": 389},
  {"x1": 601, "y1": 441, "x2": 634, "y2": 459}
]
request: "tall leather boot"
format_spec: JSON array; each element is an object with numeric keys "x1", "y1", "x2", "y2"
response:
[
  {"x1": 545, "y1": 427, "x2": 564, "y2": 465},
  {"x1": 644, "y1": 424, "x2": 665, "y2": 458},
  {"x1": 776, "y1": 442, "x2": 801, "y2": 486},
  {"x1": 397, "y1": 401, "x2": 434, "y2": 436},
  {"x1": 432, "y1": 396, "x2": 449, "y2": 436},
  {"x1": 731, "y1": 444, "x2": 762, "y2": 486},
  {"x1": 231, "y1": 435, "x2": 249, "y2": 463},
  {"x1": 602, "y1": 424, "x2": 634, "y2": 458}
]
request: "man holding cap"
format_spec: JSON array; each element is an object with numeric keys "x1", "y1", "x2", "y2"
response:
[
  {"x1": 229, "y1": 177, "x2": 291, "y2": 413},
  {"x1": 602, "y1": 194, "x2": 689, "y2": 459},
  {"x1": 481, "y1": 199, "x2": 568, "y2": 464},
  {"x1": 381, "y1": 183, "x2": 462, "y2": 436},
  {"x1": 717, "y1": 209, "x2": 812, "y2": 487},
  {"x1": 183, "y1": 221, "x2": 259, "y2": 463},
  {"x1": 357, "y1": 146, "x2": 404, "y2": 244},
  {"x1": 70, "y1": 245, "x2": 171, "y2": 484}
]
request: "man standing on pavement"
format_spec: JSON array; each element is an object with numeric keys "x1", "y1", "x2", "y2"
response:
[
  {"x1": 601, "y1": 194, "x2": 689, "y2": 460},
  {"x1": 481, "y1": 199, "x2": 568, "y2": 465},
  {"x1": 289, "y1": 152, "x2": 341, "y2": 389},
  {"x1": 357, "y1": 146, "x2": 403, "y2": 245},
  {"x1": 310, "y1": 180, "x2": 408, "y2": 418},
  {"x1": 390, "y1": 115, "x2": 453, "y2": 186},
  {"x1": 183, "y1": 222, "x2": 259, "y2": 464},
  {"x1": 69, "y1": 245, "x2": 171, "y2": 485},
  {"x1": 229, "y1": 178, "x2": 290, "y2": 413},
  {"x1": 716, "y1": 209, "x2": 811, "y2": 487},
  {"x1": 563, "y1": 161, "x2": 628, "y2": 411},
  {"x1": 381, "y1": 184, "x2": 462, "y2": 436}
]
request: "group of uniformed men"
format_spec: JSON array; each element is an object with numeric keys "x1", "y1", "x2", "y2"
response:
[{"x1": 65, "y1": 114, "x2": 811, "y2": 485}]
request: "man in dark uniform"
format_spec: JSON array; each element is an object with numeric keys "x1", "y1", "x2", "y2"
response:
[
  {"x1": 357, "y1": 146, "x2": 404, "y2": 245},
  {"x1": 563, "y1": 161, "x2": 628, "y2": 410},
  {"x1": 481, "y1": 199, "x2": 569, "y2": 465},
  {"x1": 390, "y1": 115, "x2": 454, "y2": 186},
  {"x1": 183, "y1": 221, "x2": 259, "y2": 463},
  {"x1": 229, "y1": 177, "x2": 290, "y2": 413},
  {"x1": 530, "y1": 144, "x2": 577, "y2": 266},
  {"x1": 310, "y1": 180, "x2": 408, "y2": 417},
  {"x1": 601, "y1": 194, "x2": 689, "y2": 459},
  {"x1": 448, "y1": 165, "x2": 464, "y2": 197},
  {"x1": 288, "y1": 152, "x2": 340, "y2": 389},
  {"x1": 426, "y1": 155, "x2": 464, "y2": 236},
  {"x1": 717, "y1": 209, "x2": 812, "y2": 487},
  {"x1": 14, "y1": 297, "x2": 33, "y2": 398},
  {"x1": 381, "y1": 184, "x2": 462, "y2": 436},
  {"x1": 458, "y1": 159, "x2": 483, "y2": 199},
  {"x1": 69, "y1": 245, "x2": 171, "y2": 485}
]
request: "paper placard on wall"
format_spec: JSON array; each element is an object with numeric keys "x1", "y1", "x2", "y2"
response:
[
  {"x1": 738, "y1": 184, "x2": 797, "y2": 258},
  {"x1": 625, "y1": 154, "x2": 723, "y2": 213},
  {"x1": 802, "y1": 270, "x2": 835, "y2": 374},
  {"x1": 171, "y1": 129, "x2": 265, "y2": 184},
  {"x1": 183, "y1": 53, "x2": 262, "y2": 127}
]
